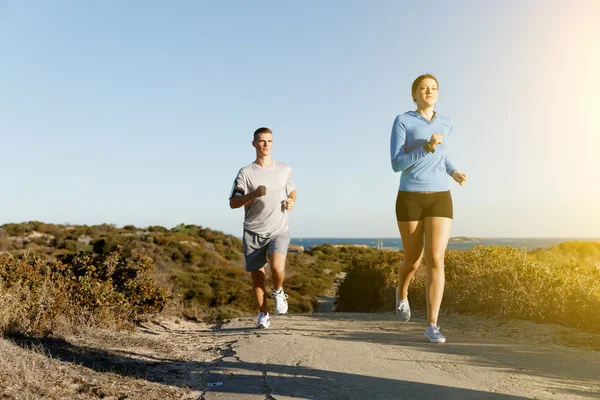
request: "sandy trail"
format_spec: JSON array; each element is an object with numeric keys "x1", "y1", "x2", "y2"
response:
[
  {"x1": 200, "y1": 312, "x2": 600, "y2": 399},
  {"x1": 7, "y1": 312, "x2": 598, "y2": 399}
]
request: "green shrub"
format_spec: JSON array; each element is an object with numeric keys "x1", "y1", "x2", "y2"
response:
[{"x1": 336, "y1": 252, "x2": 400, "y2": 312}]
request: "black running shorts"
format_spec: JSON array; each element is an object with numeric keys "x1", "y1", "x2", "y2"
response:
[{"x1": 395, "y1": 190, "x2": 453, "y2": 221}]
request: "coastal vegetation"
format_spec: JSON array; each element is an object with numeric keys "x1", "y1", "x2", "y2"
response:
[{"x1": 1, "y1": 221, "x2": 598, "y2": 338}]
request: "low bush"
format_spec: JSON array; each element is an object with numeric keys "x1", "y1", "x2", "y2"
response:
[{"x1": 0, "y1": 249, "x2": 169, "y2": 337}]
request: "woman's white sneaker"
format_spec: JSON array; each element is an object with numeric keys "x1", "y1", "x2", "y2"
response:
[
  {"x1": 395, "y1": 287, "x2": 411, "y2": 322},
  {"x1": 425, "y1": 325, "x2": 446, "y2": 343}
]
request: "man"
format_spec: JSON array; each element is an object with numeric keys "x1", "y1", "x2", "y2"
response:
[{"x1": 229, "y1": 127, "x2": 297, "y2": 329}]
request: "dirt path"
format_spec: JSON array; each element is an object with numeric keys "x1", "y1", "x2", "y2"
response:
[
  {"x1": 315, "y1": 271, "x2": 346, "y2": 313},
  {"x1": 202, "y1": 312, "x2": 600, "y2": 399},
  {"x1": 5, "y1": 312, "x2": 599, "y2": 399}
]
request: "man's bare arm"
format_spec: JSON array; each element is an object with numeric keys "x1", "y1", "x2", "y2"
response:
[{"x1": 229, "y1": 185, "x2": 266, "y2": 209}]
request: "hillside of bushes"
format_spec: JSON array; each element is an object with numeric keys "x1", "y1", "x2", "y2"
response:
[{"x1": 0, "y1": 222, "x2": 366, "y2": 337}]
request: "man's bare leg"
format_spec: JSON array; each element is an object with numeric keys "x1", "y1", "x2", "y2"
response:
[{"x1": 251, "y1": 268, "x2": 268, "y2": 313}]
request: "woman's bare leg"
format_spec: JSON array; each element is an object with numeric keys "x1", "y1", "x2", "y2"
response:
[
  {"x1": 423, "y1": 217, "x2": 452, "y2": 325},
  {"x1": 397, "y1": 220, "x2": 425, "y2": 300}
]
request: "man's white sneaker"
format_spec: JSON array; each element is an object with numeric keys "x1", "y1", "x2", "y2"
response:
[
  {"x1": 273, "y1": 288, "x2": 289, "y2": 315},
  {"x1": 395, "y1": 287, "x2": 411, "y2": 322},
  {"x1": 256, "y1": 312, "x2": 270, "y2": 329}
]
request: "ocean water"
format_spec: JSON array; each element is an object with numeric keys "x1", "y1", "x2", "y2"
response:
[{"x1": 290, "y1": 238, "x2": 600, "y2": 251}]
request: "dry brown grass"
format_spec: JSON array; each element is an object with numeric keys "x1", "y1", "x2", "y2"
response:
[
  {"x1": 0, "y1": 335, "x2": 202, "y2": 399},
  {"x1": 0, "y1": 338, "x2": 74, "y2": 399}
]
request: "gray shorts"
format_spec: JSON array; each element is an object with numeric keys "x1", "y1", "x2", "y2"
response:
[{"x1": 243, "y1": 230, "x2": 290, "y2": 272}]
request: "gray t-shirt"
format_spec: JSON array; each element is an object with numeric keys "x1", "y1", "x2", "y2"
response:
[{"x1": 229, "y1": 161, "x2": 296, "y2": 237}]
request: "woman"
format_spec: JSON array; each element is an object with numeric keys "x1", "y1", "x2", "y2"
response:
[{"x1": 390, "y1": 74, "x2": 467, "y2": 343}]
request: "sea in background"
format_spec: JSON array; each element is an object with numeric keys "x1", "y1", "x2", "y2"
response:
[{"x1": 290, "y1": 238, "x2": 600, "y2": 252}]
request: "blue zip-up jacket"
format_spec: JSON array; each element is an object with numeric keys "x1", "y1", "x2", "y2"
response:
[{"x1": 390, "y1": 111, "x2": 457, "y2": 192}]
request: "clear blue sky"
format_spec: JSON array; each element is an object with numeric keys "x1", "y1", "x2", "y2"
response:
[{"x1": 1, "y1": 0, "x2": 599, "y2": 238}]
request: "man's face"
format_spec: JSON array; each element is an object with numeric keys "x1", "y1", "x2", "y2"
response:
[{"x1": 252, "y1": 133, "x2": 273, "y2": 156}]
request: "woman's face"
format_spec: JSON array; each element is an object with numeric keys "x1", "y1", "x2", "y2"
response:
[{"x1": 413, "y1": 78, "x2": 438, "y2": 108}]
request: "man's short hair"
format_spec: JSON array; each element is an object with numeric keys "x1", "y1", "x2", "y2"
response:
[{"x1": 253, "y1": 127, "x2": 272, "y2": 141}]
